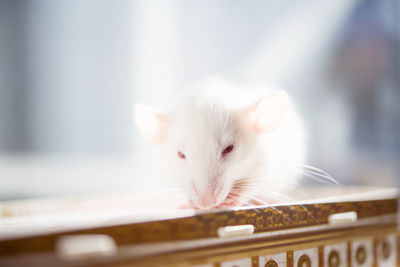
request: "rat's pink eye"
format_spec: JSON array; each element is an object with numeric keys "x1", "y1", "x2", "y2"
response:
[
  {"x1": 222, "y1": 144, "x2": 234, "y2": 155},
  {"x1": 178, "y1": 151, "x2": 186, "y2": 159}
]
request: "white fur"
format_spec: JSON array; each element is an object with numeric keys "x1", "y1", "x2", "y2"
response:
[{"x1": 135, "y1": 79, "x2": 306, "y2": 209}]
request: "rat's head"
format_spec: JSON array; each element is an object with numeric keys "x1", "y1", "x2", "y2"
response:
[{"x1": 134, "y1": 87, "x2": 288, "y2": 209}]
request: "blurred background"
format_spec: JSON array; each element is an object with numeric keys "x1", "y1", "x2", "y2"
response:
[{"x1": 0, "y1": 0, "x2": 399, "y2": 201}]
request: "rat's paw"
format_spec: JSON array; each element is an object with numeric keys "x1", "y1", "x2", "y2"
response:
[{"x1": 215, "y1": 198, "x2": 240, "y2": 209}]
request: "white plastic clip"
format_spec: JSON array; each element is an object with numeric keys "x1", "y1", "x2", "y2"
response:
[
  {"x1": 217, "y1": 224, "x2": 255, "y2": 238},
  {"x1": 56, "y1": 234, "x2": 117, "y2": 261},
  {"x1": 328, "y1": 211, "x2": 358, "y2": 225}
]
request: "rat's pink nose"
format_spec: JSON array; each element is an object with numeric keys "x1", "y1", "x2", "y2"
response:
[
  {"x1": 197, "y1": 196, "x2": 217, "y2": 209},
  {"x1": 191, "y1": 181, "x2": 224, "y2": 209}
]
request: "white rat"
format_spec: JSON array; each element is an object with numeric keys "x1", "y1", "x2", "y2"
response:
[{"x1": 134, "y1": 79, "x2": 306, "y2": 209}]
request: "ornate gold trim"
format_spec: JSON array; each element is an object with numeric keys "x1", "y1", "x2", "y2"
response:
[
  {"x1": 0, "y1": 227, "x2": 397, "y2": 266},
  {"x1": 328, "y1": 249, "x2": 340, "y2": 267},
  {"x1": 297, "y1": 254, "x2": 311, "y2": 267},
  {"x1": 318, "y1": 246, "x2": 324, "y2": 267},
  {"x1": 347, "y1": 241, "x2": 352, "y2": 267},
  {"x1": 287, "y1": 250, "x2": 294, "y2": 267},
  {"x1": 265, "y1": 259, "x2": 277, "y2": 267},
  {"x1": 251, "y1": 256, "x2": 259, "y2": 267},
  {"x1": 373, "y1": 238, "x2": 378, "y2": 267},
  {"x1": 397, "y1": 233, "x2": 399, "y2": 267},
  {"x1": 355, "y1": 245, "x2": 366, "y2": 264},
  {"x1": 0, "y1": 198, "x2": 397, "y2": 256},
  {"x1": 382, "y1": 238, "x2": 391, "y2": 259}
]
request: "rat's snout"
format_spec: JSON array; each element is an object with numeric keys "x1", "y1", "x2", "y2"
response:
[
  {"x1": 191, "y1": 181, "x2": 226, "y2": 209},
  {"x1": 197, "y1": 196, "x2": 217, "y2": 209}
]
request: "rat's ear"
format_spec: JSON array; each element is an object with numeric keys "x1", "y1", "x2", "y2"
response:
[
  {"x1": 241, "y1": 90, "x2": 288, "y2": 134},
  {"x1": 134, "y1": 103, "x2": 169, "y2": 144}
]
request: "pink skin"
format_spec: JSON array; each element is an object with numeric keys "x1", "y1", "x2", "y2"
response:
[
  {"x1": 184, "y1": 198, "x2": 239, "y2": 210},
  {"x1": 180, "y1": 193, "x2": 239, "y2": 210},
  {"x1": 181, "y1": 190, "x2": 242, "y2": 210},
  {"x1": 179, "y1": 189, "x2": 279, "y2": 210},
  {"x1": 215, "y1": 196, "x2": 239, "y2": 208}
]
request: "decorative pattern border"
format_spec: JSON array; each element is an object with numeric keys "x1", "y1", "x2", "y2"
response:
[
  {"x1": 198, "y1": 232, "x2": 398, "y2": 267},
  {"x1": 0, "y1": 198, "x2": 397, "y2": 256},
  {"x1": 0, "y1": 226, "x2": 397, "y2": 266}
]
